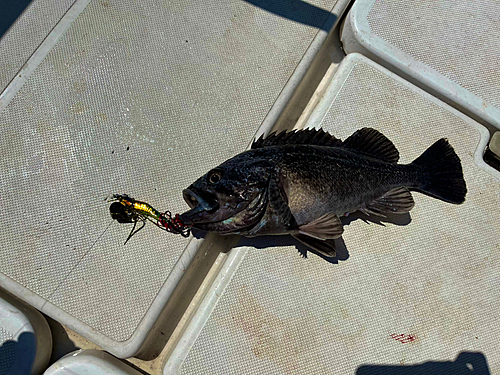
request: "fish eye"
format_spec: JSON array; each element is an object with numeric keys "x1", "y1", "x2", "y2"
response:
[{"x1": 208, "y1": 169, "x2": 223, "y2": 184}]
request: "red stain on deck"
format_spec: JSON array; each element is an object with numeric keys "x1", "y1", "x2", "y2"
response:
[{"x1": 390, "y1": 333, "x2": 417, "y2": 344}]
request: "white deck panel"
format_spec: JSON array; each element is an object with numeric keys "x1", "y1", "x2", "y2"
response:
[
  {"x1": 167, "y1": 54, "x2": 500, "y2": 374},
  {"x1": 0, "y1": 0, "x2": 340, "y2": 358},
  {"x1": 44, "y1": 349, "x2": 142, "y2": 375},
  {"x1": 341, "y1": 0, "x2": 500, "y2": 130}
]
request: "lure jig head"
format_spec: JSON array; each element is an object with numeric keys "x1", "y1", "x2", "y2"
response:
[{"x1": 109, "y1": 194, "x2": 192, "y2": 244}]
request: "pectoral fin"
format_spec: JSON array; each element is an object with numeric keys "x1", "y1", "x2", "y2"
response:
[
  {"x1": 293, "y1": 234, "x2": 337, "y2": 257},
  {"x1": 361, "y1": 187, "x2": 415, "y2": 217},
  {"x1": 298, "y1": 212, "x2": 344, "y2": 240}
]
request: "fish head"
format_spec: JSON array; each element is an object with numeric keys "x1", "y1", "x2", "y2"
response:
[{"x1": 179, "y1": 152, "x2": 272, "y2": 233}]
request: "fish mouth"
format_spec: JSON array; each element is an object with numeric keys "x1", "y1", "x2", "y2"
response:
[
  {"x1": 179, "y1": 187, "x2": 221, "y2": 224},
  {"x1": 183, "y1": 188, "x2": 219, "y2": 211}
]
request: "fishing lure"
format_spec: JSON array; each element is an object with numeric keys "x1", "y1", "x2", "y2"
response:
[{"x1": 109, "y1": 194, "x2": 191, "y2": 244}]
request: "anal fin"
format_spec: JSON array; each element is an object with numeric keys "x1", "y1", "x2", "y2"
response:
[{"x1": 361, "y1": 187, "x2": 415, "y2": 217}]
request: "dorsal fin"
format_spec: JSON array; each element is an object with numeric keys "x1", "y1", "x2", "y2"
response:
[
  {"x1": 251, "y1": 128, "x2": 342, "y2": 149},
  {"x1": 342, "y1": 128, "x2": 399, "y2": 163},
  {"x1": 252, "y1": 127, "x2": 399, "y2": 163}
]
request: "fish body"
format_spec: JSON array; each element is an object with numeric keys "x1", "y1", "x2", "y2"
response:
[{"x1": 179, "y1": 128, "x2": 466, "y2": 257}]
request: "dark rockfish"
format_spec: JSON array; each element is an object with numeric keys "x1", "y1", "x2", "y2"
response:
[{"x1": 179, "y1": 128, "x2": 466, "y2": 257}]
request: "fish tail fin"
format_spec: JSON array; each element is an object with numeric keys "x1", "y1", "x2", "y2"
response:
[{"x1": 410, "y1": 138, "x2": 466, "y2": 204}]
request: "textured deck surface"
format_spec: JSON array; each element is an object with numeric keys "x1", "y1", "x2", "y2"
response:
[
  {"x1": 0, "y1": 0, "x2": 76, "y2": 92},
  {"x1": 367, "y1": 0, "x2": 500, "y2": 109},
  {"x1": 342, "y1": 0, "x2": 500, "y2": 129},
  {"x1": 0, "y1": 0, "x2": 338, "y2": 354},
  {"x1": 178, "y1": 55, "x2": 500, "y2": 374}
]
